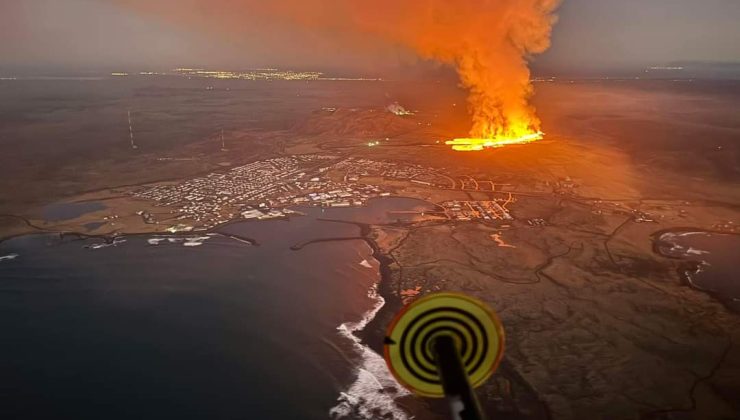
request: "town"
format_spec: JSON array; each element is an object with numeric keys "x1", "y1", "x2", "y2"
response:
[{"x1": 131, "y1": 154, "x2": 522, "y2": 230}]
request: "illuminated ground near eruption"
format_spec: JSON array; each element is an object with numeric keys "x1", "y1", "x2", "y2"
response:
[{"x1": 446, "y1": 131, "x2": 545, "y2": 151}]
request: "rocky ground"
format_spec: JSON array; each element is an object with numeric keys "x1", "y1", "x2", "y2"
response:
[
  {"x1": 364, "y1": 190, "x2": 740, "y2": 420},
  {"x1": 3, "y1": 79, "x2": 739, "y2": 420}
]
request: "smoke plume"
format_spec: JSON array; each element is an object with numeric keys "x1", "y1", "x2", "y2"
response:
[{"x1": 114, "y1": 0, "x2": 561, "y2": 141}]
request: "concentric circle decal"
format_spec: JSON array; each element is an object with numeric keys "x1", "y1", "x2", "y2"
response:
[{"x1": 383, "y1": 292, "x2": 505, "y2": 397}]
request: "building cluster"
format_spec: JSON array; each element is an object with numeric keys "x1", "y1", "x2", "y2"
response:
[
  {"x1": 291, "y1": 181, "x2": 388, "y2": 208},
  {"x1": 554, "y1": 177, "x2": 578, "y2": 195},
  {"x1": 386, "y1": 103, "x2": 415, "y2": 116},
  {"x1": 135, "y1": 210, "x2": 156, "y2": 224},
  {"x1": 131, "y1": 154, "x2": 396, "y2": 229},
  {"x1": 589, "y1": 201, "x2": 657, "y2": 223},
  {"x1": 711, "y1": 221, "x2": 737, "y2": 233},
  {"x1": 132, "y1": 154, "x2": 525, "y2": 229},
  {"x1": 441, "y1": 200, "x2": 514, "y2": 222},
  {"x1": 632, "y1": 209, "x2": 656, "y2": 223},
  {"x1": 133, "y1": 155, "x2": 332, "y2": 228},
  {"x1": 335, "y1": 158, "x2": 453, "y2": 189}
]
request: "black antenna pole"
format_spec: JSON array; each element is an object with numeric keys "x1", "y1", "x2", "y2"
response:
[{"x1": 433, "y1": 335, "x2": 487, "y2": 420}]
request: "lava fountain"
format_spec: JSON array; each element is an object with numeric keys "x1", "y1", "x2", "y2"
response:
[
  {"x1": 115, "y1": 0, "x2": 561, "y2": 152},
  {"x1": 446, "y1": 131, "x2": 545, "y2": 152}
]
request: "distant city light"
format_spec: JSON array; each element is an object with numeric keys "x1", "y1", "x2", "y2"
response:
[
  {"x1": 647, "y1": 66, "x2": 684, "y2": 71},
  {"x1": 170, "y1": 68, "x2": 381, "y2": 82}
]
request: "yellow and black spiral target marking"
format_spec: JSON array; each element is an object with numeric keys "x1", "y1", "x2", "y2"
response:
[{"x1": 383, "y1": 292, "x2": 504, "y2": 398}]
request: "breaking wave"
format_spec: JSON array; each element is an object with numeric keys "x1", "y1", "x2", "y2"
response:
[
  {"x1": 329, "y1": 283, "x2": 409, "y2": 420},
  {"x1": 0, "y1": 253, "x2": 19, "y2": 262},
  {"x1": 84, "y1": 237, "x2": 126, "y2": 250}
]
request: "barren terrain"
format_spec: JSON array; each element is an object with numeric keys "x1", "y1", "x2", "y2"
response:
[{"x1": 2, "y1": 78, "x2": 739, "y2": 419}]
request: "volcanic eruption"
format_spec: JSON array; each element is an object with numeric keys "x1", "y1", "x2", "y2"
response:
[{"x1": 116, "y1": 0, "x2": 561, "y2": 151}]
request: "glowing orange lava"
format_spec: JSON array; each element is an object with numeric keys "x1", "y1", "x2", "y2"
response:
[
  {"x1": 116, "y1": 0, "x2": 562, "y2": 155},
  {"x1": 446, "y1": 94, "x2": 547, "y2": 151},
  {"x1": 446, "y1": 131, "x2": 544, "y2": 152}
]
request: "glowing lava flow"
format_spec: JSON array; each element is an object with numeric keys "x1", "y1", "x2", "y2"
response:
[{"x1": 446, "y1": 131, "x2": 544, "y2": 152}]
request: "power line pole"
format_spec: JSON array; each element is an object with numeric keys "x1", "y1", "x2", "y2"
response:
[{"x1": 128, "y1": 110, "x2": 138, "y2": 149}]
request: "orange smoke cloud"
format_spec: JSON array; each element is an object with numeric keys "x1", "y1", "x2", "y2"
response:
[{"x1": 115, "y1": 0, "x2": 561, "y2": 149}]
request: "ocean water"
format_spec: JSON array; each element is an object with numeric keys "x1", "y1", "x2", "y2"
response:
[
  {"x1": 42, "y1": 201, "x2": 107, "y2": 221},
  {"x1": 656, "y1": 230, "x2": 740, "y2": 312},
  {"x1": 0, "y1": 199, "x2": 434, "y2": 420}
]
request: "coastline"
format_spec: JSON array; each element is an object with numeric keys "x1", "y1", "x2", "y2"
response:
[
  {"x1": 651, "y1": 227, "x2": 740, "y2": 313},
  {"x1": 4, "y1": 197, "x2": 480, "y2": 419},
  {"x1": 311, "y1": 218, "x2": 436, "y2": 419},
  {"x1": 0, "y1": 209, "x2": 418, "y2": 418},
  {"x1": 0, "y1": 224, "x2": 260, "y2": 249},
  {"x1": 328, "y1": 240, "x2": 410, "y2": 420},
  {"x1": 286, "y1": 216, "x2": 422, "y2": 418},
  {"x1": 304, "y1": 217, "x2": 404, "y2": 354}
]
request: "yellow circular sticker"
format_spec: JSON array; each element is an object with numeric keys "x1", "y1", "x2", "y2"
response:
[{"x1": 383, "y1": 292, "x2": 505, "y2": 398}]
